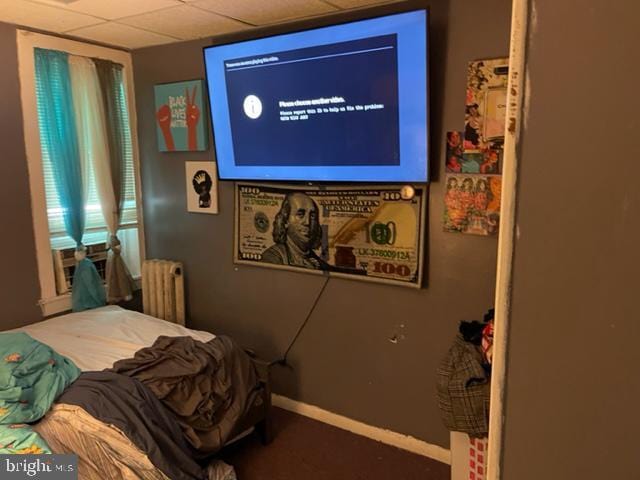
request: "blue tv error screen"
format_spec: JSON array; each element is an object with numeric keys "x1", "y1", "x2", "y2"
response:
[{"x1": 203, "y1": 9, "x2": 428, "y2": 182}]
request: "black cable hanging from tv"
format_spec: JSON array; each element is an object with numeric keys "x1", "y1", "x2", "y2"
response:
[{"x1": 274, "y1": 275, "x2": 330, "y2": 367}]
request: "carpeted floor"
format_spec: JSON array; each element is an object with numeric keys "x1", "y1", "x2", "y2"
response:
[{"x1": 221, "y1": 407, "x2": 450, "y2": 480}]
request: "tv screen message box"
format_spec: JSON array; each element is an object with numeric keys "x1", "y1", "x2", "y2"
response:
[{"x1": 224, "y1": 35, "x2": 399, "y2": 168}]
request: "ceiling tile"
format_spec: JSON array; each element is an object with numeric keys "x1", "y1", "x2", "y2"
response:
[
  {"x1": 327, "y1": 0, "x2": 391, "y2": 8},
  {"x1": 31, "y1": 0, "x2": 184, "y2": 21},
  {"x1": 0, "y1": 0, "x2": 103, "y2": 32},
  {"x1": 191, "y1": 0, "x2": 337, "y2": 26},
  {"x1": 118, "y1": 5, "x2": 249, "y2": 40},
  {"x1": 67, "y1": 22, "x2": 177, "y2": 49}
]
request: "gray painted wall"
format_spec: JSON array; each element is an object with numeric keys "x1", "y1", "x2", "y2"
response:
[
  {"x1": 502, "y1": 1, "x2": 640, "y2": 478},
  {"x1": 133, "y1": 0, "x2": 510, "y2": 447},
  {"x1": 0, "y1": 22, "x2": 42, "y2": 328}
]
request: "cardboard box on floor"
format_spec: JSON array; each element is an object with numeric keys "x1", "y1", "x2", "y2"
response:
[{"x1": 451, "y1": 432, "x2": 488, "y2": 480}]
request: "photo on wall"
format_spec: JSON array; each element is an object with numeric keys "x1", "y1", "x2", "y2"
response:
[
  {"x1": 445, "y1": 131, "x2": 464, "y2": 173},
  {"x1": 185, "y1": 161, "x2": 218, "y2": 214},
  {"x1": 465, "y1": 58, "x2": 509, "y2": 151},
  {"x1": 154, "y1": 79, "x2": 208, "y2": 152},
  {"x1": 446, "y1": 131, "x2": 502, "y2": 174},
  {"x1": 443, "y1": 174, "x2": 501, "y2": 236}
]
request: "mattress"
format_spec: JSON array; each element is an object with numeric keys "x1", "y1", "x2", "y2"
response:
[
  {"x1": 10, "y1": 305, "x2": 215, "y2": 371},
  {"x1": 7, "y1": 307, "x2": 249, "y2": 479}
]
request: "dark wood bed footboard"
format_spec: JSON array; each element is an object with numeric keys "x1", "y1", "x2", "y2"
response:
[
  {"x1": 234, "y1": 350, "x2": 273, "y2": 445},
  {"x1": 254, "y1": 357, "x2": 273, "y2": 445}
]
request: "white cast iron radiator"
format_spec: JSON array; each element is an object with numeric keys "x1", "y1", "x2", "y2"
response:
[{"x1": 142, "y1": 259, "x2": 185, "y2": 325}]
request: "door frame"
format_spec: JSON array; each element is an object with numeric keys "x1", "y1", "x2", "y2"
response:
[{"x1": 487, "y1": 0, "x2": 530, "y2": 478}]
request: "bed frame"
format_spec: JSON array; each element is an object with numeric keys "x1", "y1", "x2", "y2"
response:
[
  {"x1": 237, "y1": 351, "x2": 273, "y2": 445},
  {"x1": 137, "y1": 265, "x2": 273, "y2": 446}
]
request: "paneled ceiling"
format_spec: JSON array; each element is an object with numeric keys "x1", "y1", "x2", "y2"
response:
[{"x1": 0, "y1": 0, "x2": 396, "y2": 50}]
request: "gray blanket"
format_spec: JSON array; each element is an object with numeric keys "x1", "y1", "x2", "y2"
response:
[
  {"x1": 57, "y1": 371, "x2": 208, "y2": 480},
  {"x1": 110, "y1": 335, "x2": 261, "y2": 458}
]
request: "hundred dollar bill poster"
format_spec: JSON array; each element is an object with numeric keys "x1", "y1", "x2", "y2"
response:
[{"x1": 235, "y1": 183, "x2": 426, "y2": 288}]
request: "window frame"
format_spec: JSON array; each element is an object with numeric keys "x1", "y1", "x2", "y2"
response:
[{"x1": 17, "y1": 30, "x2": 146, "y2": 316}]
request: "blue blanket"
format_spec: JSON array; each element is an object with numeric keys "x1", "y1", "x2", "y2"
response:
[{"x1": 0, "y1": 332, "x2": 80, "y2": 426}]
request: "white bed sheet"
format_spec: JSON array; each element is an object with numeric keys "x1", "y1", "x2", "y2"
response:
[{"x1": 9, "y1": 306, "x2": 215, "y2": 371}]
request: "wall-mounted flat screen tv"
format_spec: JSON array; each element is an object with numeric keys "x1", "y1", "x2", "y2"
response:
[{"x1": 203, "y1": 6, "x2": 428, "y2": 182}]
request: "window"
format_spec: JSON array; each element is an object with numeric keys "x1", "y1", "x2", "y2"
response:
[
  {"x1": 36, "y1": 57, "x2": 141, "y2": 276},
  {"x1": 18, "y1": 31, "x2": 145, "y2": 316}
]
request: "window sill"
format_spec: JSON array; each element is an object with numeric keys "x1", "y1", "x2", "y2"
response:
[
  {"x1": 39, "y1": 293, "x2": 72, "y2": 317},
  {"x1": 39, "y1": 277, "x2": 142, "y2": 317}
]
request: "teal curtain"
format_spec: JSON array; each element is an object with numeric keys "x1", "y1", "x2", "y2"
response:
[{"x1": 34, "y1": 48, "x2": 106, "y2": 312}]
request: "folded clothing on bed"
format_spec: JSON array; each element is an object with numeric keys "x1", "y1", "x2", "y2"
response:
[
  {"x1": 110, "y1": 335, "x2": 261, "y2": 457},
  {"x1": 56, "y1": 371, "x2": 207, "y2": 480},
  {"x1": 0, "y1": 332, "x2": 80, "y2": 424}
]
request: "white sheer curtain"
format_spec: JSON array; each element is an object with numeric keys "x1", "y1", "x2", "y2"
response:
[
  {"x1": 68, "y1": 56, "x2": 117, "y2": 231},
  {"x1": 66, "y1": 56, "x2": 92, "y2": 208},
  {"x1": 119, "y1": 227, "x2": 141, "y2": 278}
]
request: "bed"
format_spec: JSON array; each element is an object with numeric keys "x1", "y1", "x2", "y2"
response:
[{"x1": 7, "y1": 306, "x2": 272, "y2": 479}]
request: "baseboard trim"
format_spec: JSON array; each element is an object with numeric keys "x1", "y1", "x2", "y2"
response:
[{"x1": 271, "y1": 394, "x2": 451, "y2": 465}]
